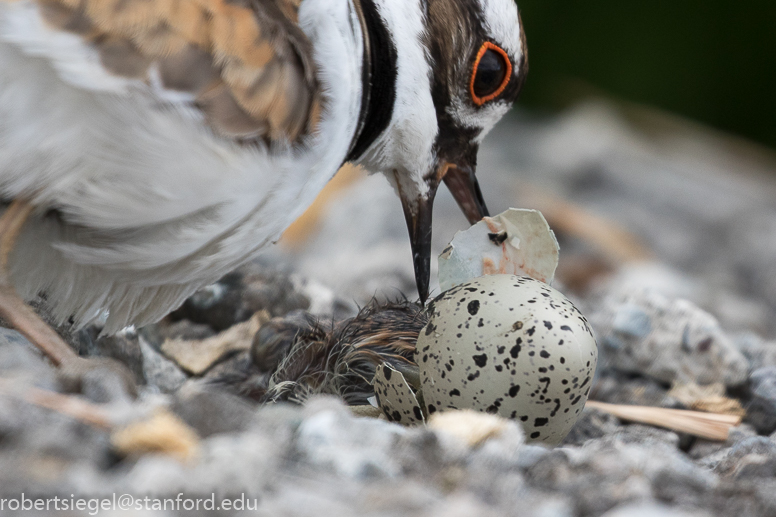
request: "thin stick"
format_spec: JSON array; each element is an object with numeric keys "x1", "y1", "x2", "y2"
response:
[{"x1": 586, "y1": 400, "x2": 742, "y2": 441}]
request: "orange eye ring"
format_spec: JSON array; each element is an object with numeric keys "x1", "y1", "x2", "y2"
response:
[{"x1": 469, "y1": 42, "x2": 513, "y2": 106}]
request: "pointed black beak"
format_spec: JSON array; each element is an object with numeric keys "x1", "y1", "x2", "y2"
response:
[
  {"x1": 398, "y1": 159, "x2": 489, "y2": 304},
  {"x1": 401, "y1": 187, "x2": 436, "y2": 305},
  {"x1": 442, "y1": 163, "x2": 489, "y2": 225}
]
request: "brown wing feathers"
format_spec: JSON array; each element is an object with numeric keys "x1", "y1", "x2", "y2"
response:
[{"x1": 32, "y1": 0, "x2": 320, "y2": 143}]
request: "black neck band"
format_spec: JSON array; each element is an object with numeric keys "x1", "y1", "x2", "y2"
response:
[{"x1": 345, "y1": 0, "x2": 397, "y2": 163}]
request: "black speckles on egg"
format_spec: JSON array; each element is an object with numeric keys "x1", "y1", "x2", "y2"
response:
[
  {"x1": 534, "y1": 417, "x2": 549, "y2": 427},
  {"x1": 373, "y1": 364, "x2": 426, "y2": 425},
  {"x1": 416, "y1": 274, "x2": 598, "y2": 446}
]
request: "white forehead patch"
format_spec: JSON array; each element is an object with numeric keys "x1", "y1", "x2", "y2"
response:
[{"x1": 479, "y1": 0, "x2": 524, "y2": 59}]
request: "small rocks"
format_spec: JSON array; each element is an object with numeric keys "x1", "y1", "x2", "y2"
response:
[
  {"x1": 169, "y1": 263, "x2": 311, "y2": 330},
  {"x1": 704, "y1": 436, "x2": 776, "y2": 479},
  {"x1": 160, "y1": 311, "x2": 267, "y2": 375},
  {"x1": 733, "y1": 332, "x2": 776, "y2": 371},
  {"x1": 560, "y1": 408, "x2": 622, "y2": 445},
  {"x1": 138, "y1": 337, "x2": 187, "y2": 394},
  {"x1": 171, "y1": 383, "x2": 256, "y2": 438},
  {"x1": 592, "y1": 290, "x2": 749, "y2": 387},
  {"x1": 297, "y1": 398, "x2": 406, "y2": 479},
  {"x1": 591, "y1": 371, "x2": 679, "y2": 408},
  {"x1": 744, "y1": 367, "x2": 776, "y2": 434}
]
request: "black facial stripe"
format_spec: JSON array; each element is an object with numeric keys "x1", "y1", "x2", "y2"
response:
[
  {"x1": 345, "y1": 0, "x2": 398, "y2": 163},
  {"x1": 424, "y1": 0, "x2": 488, "y2": 163},
  {"x1": 423, "y1": 1, "x2": 528, "y2": 165}
]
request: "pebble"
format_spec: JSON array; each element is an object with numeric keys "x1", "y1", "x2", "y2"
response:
[
  {"x1": 296, "y1": 397, "x2": 406, "y2": 479},
  {"x1": 745, "y1": 367, "x2": 776, "y2": 434},
  {"x1": 592, "y1": 290, "x2": 749, "y2": 387},
  {"x1": 170, "y1": 382, "x2": 256, "y2": 438}
]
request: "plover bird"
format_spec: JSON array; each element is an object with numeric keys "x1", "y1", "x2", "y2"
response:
[{"x1": 0, "y1": 0, "x2": 527, "y2": 364}]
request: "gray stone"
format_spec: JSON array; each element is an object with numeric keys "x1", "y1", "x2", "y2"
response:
[
  {"x1": 515, "y1": 444, "x2": 553, "y2": 469},
  {"x1": 744, "y1": 367, "x2": 776, "y2": 434},
  {"x1": 79, "y1": 363, "x2": 135, "y2": 404},
  {"x1": 75, "y1": 327, "x2": 145, "y2": 385},
  {"x1": 561, "y1": 407, "x2": 622, "y2": 446},
  {"x1": 591, "y1": 290, "x2": 749, "y2": 387},
  {"x1": 525, "y1": 439, "x2": 716, "y2": 516},
  {"x1": 138, "y1": 336, "x2": 187, "y2": 394},
  {"x1": 612, "y1": 424, "x2": 682, "y2": 449},
  {"x1": 590, "y1": 372, "x2": 680, "y2": 408},
  {"x1": 169, "y1": 262, "x2": 310, "y2": 331},
  {"x1": 706, "y1": 436, "x2": 776, "y2": 479},
  {"x1": 732, "y1": 332, "x2": 776, "y2": 372},
  {"x1": 295, "y1": 397, "x2": 405, "y2": 479},
  {"x1": 601, "y1": 502, "x2": 710, "y2": 517},
  {"x1": 171, "y1": 382, "x2": 256, "y2": 438},
  {"x1": 0, "y1": 328, "x2": 59, "y2": 390},
  {"x1": 689, "y1": 424, "x2": 758, "y2": 460}
]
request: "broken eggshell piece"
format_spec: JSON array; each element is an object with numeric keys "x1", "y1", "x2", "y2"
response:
[
  {"x1": 438, "y1": 209, "x2": 560, "y2": 292},
  {"x1": 373, "y1": 363, "x2": 426, "y2": 425}
]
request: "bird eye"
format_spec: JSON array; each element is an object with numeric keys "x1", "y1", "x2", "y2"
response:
[{"x1": 470, "y1": 42, "x2": 512, "y2": 106}]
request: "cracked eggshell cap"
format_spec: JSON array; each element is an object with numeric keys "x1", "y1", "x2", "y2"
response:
[
  {"x1": 417, "y1": 274, "x2": 598, "y2": 446},
  {"x1": 438, "y1": 209, "x2": 559, "y2": 292}
]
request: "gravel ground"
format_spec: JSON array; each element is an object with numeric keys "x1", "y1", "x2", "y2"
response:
[{"x1": 2, "y1": 101, "x2": 776, "y2": 516}]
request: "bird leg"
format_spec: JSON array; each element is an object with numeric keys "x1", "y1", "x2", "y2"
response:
[{"x1": 0, "y1": 200, "x2": 79, "y2": 367}]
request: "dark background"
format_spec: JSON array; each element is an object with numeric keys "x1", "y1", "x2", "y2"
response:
[{"x1": 516, "y1": 0, "x2": 776, "y2": 149}]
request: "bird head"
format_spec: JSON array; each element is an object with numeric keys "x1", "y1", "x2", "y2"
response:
[{"x1": 347, "y1": 0, "x2": 527, "y2": 303}]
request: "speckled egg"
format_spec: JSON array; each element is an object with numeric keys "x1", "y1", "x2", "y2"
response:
[{"x1": 417, "y1": 274, "x2": 598, "y2": 445}]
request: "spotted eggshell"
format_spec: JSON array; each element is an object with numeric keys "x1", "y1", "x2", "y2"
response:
[
  {"x1": 373, "y1": 363, "x2": 425, "y2": 425},
  {"x1": 417, "y1": 274, "x2": 598, "y2": 445}
]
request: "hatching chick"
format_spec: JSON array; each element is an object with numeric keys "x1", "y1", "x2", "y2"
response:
[{"x1": 228, "y1": 300, "x2": 427, "y2": 405}]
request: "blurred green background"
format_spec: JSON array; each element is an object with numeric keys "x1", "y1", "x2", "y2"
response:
[{"x1": 516, "y1": 0, "x2": 776, "y2": 149}]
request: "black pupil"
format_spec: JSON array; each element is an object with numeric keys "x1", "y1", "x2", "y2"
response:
[{"x1": 474, "y1": 49, "x2": 507, "y2": 98}]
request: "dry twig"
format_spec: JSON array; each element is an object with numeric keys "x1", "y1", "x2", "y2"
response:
[{"x1": 586, "y1": 400, "x2": 742, "y2": 441}]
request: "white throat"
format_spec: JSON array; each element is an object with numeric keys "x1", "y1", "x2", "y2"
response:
[{"x1": 353, "y1": 0, "x2": 437, "y2": 199}]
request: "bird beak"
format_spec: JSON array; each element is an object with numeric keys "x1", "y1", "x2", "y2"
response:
[
  {"x1": 400, "y1": 183, "x2": 436, "y2": 305},
  {"x1": 398, "y1": 160, "x2": 490, "y2": 304},
  {"x1": 442, "y1": 163, "x2": 490, "y2": 225}
]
